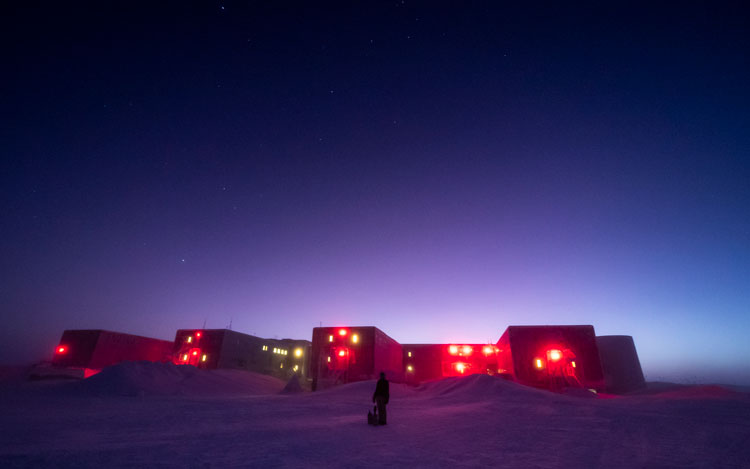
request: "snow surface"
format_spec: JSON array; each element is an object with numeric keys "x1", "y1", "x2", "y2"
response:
[{"x1": 1, "y1": 362, "x2": 749, "y2": 468}]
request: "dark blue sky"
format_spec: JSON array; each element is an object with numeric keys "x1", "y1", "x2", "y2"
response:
[{"x1": 2, "y1": 1, "x2": 749, "y2": 384}]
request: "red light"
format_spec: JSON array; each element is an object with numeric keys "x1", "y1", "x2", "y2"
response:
[
  {"x1": 462, "y1": 346, "x2": 472, "y2": 355},
  {"x1": 456, "y1": 363, "x2": 466, "y2": 373},
  {"x1": 56, "y1": 346, "x2": 67, "y2": 354},
  {"x1": 448, "y1": 345, "x2": 458, "y2": 355},
  {"x1": 338, "y1": 350, "x2": 346, "y2": 357},
  {"x1": 196, "y1": 331, "x2": 202, "y2": 338},
  {"x1": 547, "y1": 349, "x2": 562, "y2": 361},
  {"x1": 338, "y1": 329, "x2": 347, "y2": 336},
  {"x1": 192, "y1": 350, "x2": 199, "y2": 356}
]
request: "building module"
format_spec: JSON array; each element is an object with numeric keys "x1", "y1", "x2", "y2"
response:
[
  {"x1": 46, "y1": 329, "x2": 173, "y2": 378},
  {"x1": 309, "y1": 326, "x2": 402, "y2": 389},
  {"x1": 173, "y1": 329, "x2": 311, "y2": 381},
  {"x1": 495, "y1": 325, "x2": 606, "y2": 391}
]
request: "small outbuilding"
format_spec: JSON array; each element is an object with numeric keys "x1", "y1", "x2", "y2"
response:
[{"x1": 596, "y1": 335, "x2": 646, "y2": 393}]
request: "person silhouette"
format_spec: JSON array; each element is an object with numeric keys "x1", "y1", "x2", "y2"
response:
[{"x1": 372, "y1": 372, "x2": 389, "y2": 425}]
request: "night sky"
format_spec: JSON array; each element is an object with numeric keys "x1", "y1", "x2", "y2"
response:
[{"x1": 3, "y1": 2, "x2": 749, "y2": 384}]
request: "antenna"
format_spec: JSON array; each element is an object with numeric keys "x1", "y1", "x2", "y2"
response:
[
  {"x1": 202, "y1": 318, "x2": 207, "y2": 329},
  {"x1": 228, "y1": 317, "x2": 233, "y2": 330}
]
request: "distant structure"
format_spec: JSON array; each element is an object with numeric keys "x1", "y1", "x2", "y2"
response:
[
  {"x1": 173, "y1": 329, "x2": 311, "y2": 381},
  {"x1": 41, "y1": 323, "x2": 645, "y2": 395}
]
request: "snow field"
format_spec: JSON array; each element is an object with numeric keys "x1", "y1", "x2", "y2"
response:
[{"x1": 1, "y1": 362, "x2": 748, "y2": 468}]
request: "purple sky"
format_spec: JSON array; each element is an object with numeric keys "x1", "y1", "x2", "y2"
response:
[{"x1": 2, "y1": 2, "x2": 749, "y2": 384}]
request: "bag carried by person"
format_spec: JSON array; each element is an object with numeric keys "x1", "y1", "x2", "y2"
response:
[{"x1": 367, "y1": 405, "x2": 378, "y2": 425}]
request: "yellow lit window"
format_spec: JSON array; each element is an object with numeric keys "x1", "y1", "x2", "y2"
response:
[
  {"x1": 352, "y1": 334, "x2": 358, "y2": 343},
  {"x1": 294, "y1": 348, "x2": 302, "y2": 357},
  {"x1": 187, "y1": 336, "x2": 192, "y2": 343},
  {"x1": 201, "y1": 354, "x2": 207, "y2": 362},
  {"x1": 293, "y1": 365, "x2": 299, "y2": 371},
  {"x1": 407, "y1": 365, "x2": 413, "y2": 372},
  {"x1": 329, "y1": 335, "x2": 333, "y2": 342},
  {"x1": 407, "y1": 351, "x2": 412, "y2": 357}
]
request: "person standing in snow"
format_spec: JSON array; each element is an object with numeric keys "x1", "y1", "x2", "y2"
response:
[{"x1": 372, "y1": 372, "x2": 389, "y2": 425}]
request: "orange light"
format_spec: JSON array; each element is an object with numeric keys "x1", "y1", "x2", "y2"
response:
[
  {"x1": 338, "y1": 350, "x2": 346, "y2": 357},
  {"x1": 571, "y1": 361, "x2": 576, "y2": 368},
  {"x1": 352, "y1": 334, "x2": 358, "y2": 343},
  {"x1": 449, "y1": 345, "x2": 458, "y2": 355},
  {"x1": 535, "y1": 358, "x2": 544, "y2": 369},
  {"x1": 56, "y1": 346, "x2": 67, "y2": 354},
  {"x1": 462, "y1": 346, "x2": 472, "y2": 355},
  {"x1": 548, "y1": 349, "x2": 562, "y2": 361},
  {"x1": 183, "y1": 354, "x2": 188, "y2": 361},
  {"x1": 407, "y1": 365, "x2": 413, "y2": 372},
  {"x1": 327, "y1": 356, "x2": 331, "y2": 362},
  {"x1": 456, "y1": 363, "x2": 465, "y2": 373},
  {"x1": 201, "y1": 354, "x2": 207, "y2": 362},
  {"x1": 329, "y1": 335, "x2": 333, "y2": 342},
  {"x1": 338, "y1": 329, "x2": 347, "y2": 336},
  {"x1": 187, "y1": 336, "x2": 192, "y2": 343}
]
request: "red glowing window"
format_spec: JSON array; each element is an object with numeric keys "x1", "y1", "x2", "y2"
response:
[
  {"x1": 455, "y1": 363, "x2": 466, "y2": 373},
  {"x1": 448, "y1": 345, "x2": 458, "y2": 355},
  {"x1": 462, "y1": 346, "x2": 472, "y2": 355},
  {"x1": 483, "y1": 346, "x2": 493, "y2": 355},
  {"x1": 56, "y1": 346, "x2": 67, "y2": 354},
  {"x1": 196, "y1": 331, "x2": 202, "y2": 338},
  {"x1": 338, "y1": 350, "x2": 346, "y2": 357},
  {"x1": 338, "y1": 329, "x2": 347, "y2": 336},
  {"x1": 547, "y1": 349, "x2": 562, "y2": 361},
  {"x1": 192, "y1": 350, "x2": 199, "y2": 356}
]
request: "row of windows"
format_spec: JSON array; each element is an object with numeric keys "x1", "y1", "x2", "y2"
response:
[{"x1": 261, "y1": 345, "x2": 289, "y2": 355}]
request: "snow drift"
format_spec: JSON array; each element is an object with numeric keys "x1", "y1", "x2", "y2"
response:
[{"x1": 74, "y1": 361, "x2": 287, "y2": 396}]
